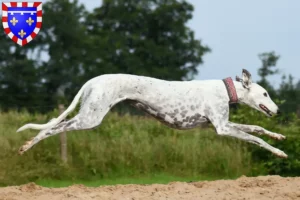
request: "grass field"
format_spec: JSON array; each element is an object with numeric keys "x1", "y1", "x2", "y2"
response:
[
  {"x1": 0, "y1": 108, "x2": 299, "y2": 186},
  {"x1": 35, "y1": 173, "x2": 220, "y2": 187}
]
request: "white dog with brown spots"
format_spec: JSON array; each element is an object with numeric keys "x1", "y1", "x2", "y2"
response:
[{"x1": 17, "y1": 69, "x2": 287, "y2": 158}]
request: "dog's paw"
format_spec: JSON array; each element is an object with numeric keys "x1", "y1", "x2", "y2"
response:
[
  {"x1": 18, "y1": 138, "x2": 34, "y2": 155},
  {"x1": 271, "y1": 133, "x2": 286, "y2": 141},
  {"x1": 273, "y1": 149, "x2": 288, "y2": 159},
  {"x1": 18, "y1": 146, "x2": 26, "y2": 155}
]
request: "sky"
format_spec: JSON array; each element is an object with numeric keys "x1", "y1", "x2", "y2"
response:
[{"x1": 2, "y1": 0, "x2": 300, "y2": 88}]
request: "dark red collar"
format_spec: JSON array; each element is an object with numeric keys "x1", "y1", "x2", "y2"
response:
[{"x1": 222, "y1": 77, "x2": 238, "y2": 104}]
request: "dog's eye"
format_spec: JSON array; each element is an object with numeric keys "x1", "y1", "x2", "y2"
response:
[{"x1": 263, "y1": 92, "x2": 268, "y2": 97}]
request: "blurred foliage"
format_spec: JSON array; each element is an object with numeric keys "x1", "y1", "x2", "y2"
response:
[
  {"x1": 0, "y1": 111, "x2": 252, "y2": 186},
  {"x1": 0, "y1": 107, "x2": 299, "y2": 186},
  {"x1": 0, "y1": 0, "x2": 300, "y2": 184},
  {"x1": 0, "y1": 0, "x2": 210, "y2": 112},
  {"x1": 230, "y1": 104, "x2": 300, "y2": 177}
]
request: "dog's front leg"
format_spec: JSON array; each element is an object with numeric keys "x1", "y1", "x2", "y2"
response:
[
  {"x1": 207, "y1": 103, "x2": 287, "y2": 158},
  {"x1": 228, "y1": 122, "x2": 286, "y2": 140},
  {"x1": 215, "y1": 124, "x2": 288, "y2": 158}
]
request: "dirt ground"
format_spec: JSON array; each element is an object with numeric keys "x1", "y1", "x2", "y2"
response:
[{"x1": 0, "y1": 175, "x2": 300, "y2": 200}]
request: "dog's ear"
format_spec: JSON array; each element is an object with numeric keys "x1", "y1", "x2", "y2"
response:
[
  {"x1": 236, "y1": 76, "x2": 242, "y2": 82},
  {"x1": 241, "y1": 69, "x2": 252, "y2": 89}
]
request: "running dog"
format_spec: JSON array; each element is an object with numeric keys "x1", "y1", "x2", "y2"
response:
[{"x1": 17, "y1": 69, "x2": 287, "y2": 158}]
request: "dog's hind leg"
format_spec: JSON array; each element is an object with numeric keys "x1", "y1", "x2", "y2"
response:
[
  {"x1": 215, "y1": 124, "x2": 288, "y2": 158},
  {"x1": 18, "y1": 93, "x2": 127, "y2": 154},
  {"x1": 18, "y1": 112, "x2": 106, "y2": 155},
  {"x1": 228, "y1": 122, "x2": 286, "y2": 140}
]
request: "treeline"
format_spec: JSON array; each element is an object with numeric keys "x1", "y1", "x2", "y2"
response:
[
  {"x1": 256, "y1": 52, "x2": 300, "y2": 116},
  {"x1": 0, "y1": 0, "x2": 300, "y2": 116},
  {"x1": 0, "y1": 0, "x2": 210, "y2": 112}
]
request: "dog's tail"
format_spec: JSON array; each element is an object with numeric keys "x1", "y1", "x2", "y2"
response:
[{"x1": 16, "y1": 83, "x2": 87, "y2": 133}]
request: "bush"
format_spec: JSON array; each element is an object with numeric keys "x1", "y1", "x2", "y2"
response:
[
  {"x1": 0, "y1": 110, "x2": 252, "y2": 186},
  {"x1": 230, "y1": 104, "x2": 300, "y2": 176},
  {"x1": 0, "y1": 106, "x2": 299, "y2": 186}
]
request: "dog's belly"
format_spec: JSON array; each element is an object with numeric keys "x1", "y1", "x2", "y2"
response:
[{"x1": 127, "y1": 100, "x2": 209, "y2": 130}]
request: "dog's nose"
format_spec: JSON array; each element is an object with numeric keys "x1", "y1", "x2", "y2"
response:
[{"x1": 277, "y1": 109, "x2": 281, "y2": 115}]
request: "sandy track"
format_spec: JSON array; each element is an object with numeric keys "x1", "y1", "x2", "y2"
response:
[{"x1": 0, "y1": 175, "x2": 300, "y2": 200}]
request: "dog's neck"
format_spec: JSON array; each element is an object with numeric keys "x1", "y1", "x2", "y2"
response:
[{"x1": 233, "y1": 80, "x2": 248, "y2": 103}]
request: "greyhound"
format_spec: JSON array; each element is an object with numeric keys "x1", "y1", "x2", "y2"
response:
[{"x1": 17, "y1": 69, "x2": 287, "y2": 158}]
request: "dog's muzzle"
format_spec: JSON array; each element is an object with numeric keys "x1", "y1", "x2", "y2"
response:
[{"x1": 259, "y1": 104, "x2": 273, "y2": 117}]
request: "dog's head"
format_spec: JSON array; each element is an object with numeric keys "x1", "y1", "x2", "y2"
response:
[{"x1": 236, "y1": 69, "x2": 280, "y2": 117}]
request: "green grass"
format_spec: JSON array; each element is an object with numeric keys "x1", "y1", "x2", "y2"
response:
[
  {"x1": 35, "y1": 173, "x2": 220, "y2": 188},
  {"x1": 0, "y1": 108, "x2": 299, "y2": 186}
]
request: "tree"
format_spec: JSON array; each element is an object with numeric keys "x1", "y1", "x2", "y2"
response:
[
  {"x1": 0, "y1": 0, "x2": 210, "y2": 112},
  {"x1": 33, "y1": 0, "x2": 89, "y2": 105},
  {"x1": 0, "y1": 29, "x2": 46, "y2": 111},
  {"x1": 257, "y1": 51, "x2": 280, "y2": 88},
  {"x1": 256, "y1": 52, "x2": 300, "y2": 116},
  {"x1": 85, "y1": 0, "x2": 210, "y2": 81},
  {"x1": 278, "y1": 74, "x2": 300, "y2": 116},
  {"x1": 256, "y1": 51, "x2": 280, "y2": 99}
]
